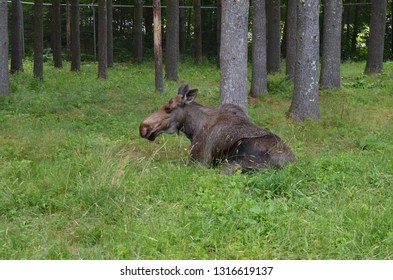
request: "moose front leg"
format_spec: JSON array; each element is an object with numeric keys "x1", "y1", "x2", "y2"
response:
[{"x1": 188, "y1": 141, "x2": 213, "y2": 166}]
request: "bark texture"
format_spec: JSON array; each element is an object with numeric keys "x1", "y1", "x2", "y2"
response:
[
  {"x1": 70, "y1": 0, "x2": 80, "y2": 71},
  {"x1": 220, "y1": 0, "x2": 250, "y2": 114},
  {"x1": 320, "y1": 0, "x2": 342, "y2": 88},
  {"x1": 364, "y1": 0, "x2": 387, "y2": 75},
  {"x1": 153, "y1": 0, "x2": 163, "y2": 92},
  {"x1": 133, "y1": 0, "x2": 143, "y2": 64},
  {"x1": 179, "y1": 0, "x2": 186, "y2": 54},
  {"x1": 266, "y1": 0, "x2": 281, "y2": 73},
  {"x1": 285, "y1": 0, "x2": 297, "y2": 80},
  {"x1": 288, "y1": 0, "x2": 320, "y2": 121},
  {"x1": 98, "y1": 0, "x2": 108, "y2": 79},
  {"x1": 11, "y1": 0, "x2": 24, "y2": 73},
  {"x1": 33, "y1": 0, "x2": 44, "y2": 80},
  {"x1": 251, "y1": 0, "x2": 268, "y2": 96},
  {"x1": 193, "y1": 0, "x2": 202, "y2": 63},
  {"x1": 0, "y1": 0, "x2": 10, "y2": 95},
  {"x1": 165, "y1": 0, "x2": 179, "y2": 81},
  {"x1": 51, "y1": 0, "x2": 62, "y2": 68},
  {"x1": 216, "y1": 0, "x2": 221, "y2": 67},
  {"x1": 107, "y1": 0, "x2": 113, "y2": 67}
]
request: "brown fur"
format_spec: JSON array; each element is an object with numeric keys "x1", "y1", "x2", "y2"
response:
[{"x1": 140, "y1": 84, "x2": 296, "y2": 173}]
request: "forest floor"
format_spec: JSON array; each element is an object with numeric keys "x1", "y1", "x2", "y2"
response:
[{"x1": 0, "y1": 60, "x2": 392, "y2": 259}]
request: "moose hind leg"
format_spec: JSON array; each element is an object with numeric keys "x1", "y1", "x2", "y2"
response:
[
  {"x1": 250, "y1": 136, "x2": 296, "y2": 168},
  {"x1": 226, "y1": 139, "x2": 272, "y2": 171},
  {"x1": 227, "y1": 136, "x2": 293, "y2": 171}
]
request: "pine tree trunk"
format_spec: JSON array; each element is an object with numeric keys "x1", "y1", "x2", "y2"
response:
[
  {"x1": 66, "y1": 0, "x2": 71, "y2": 60},
  {"x1": 365, "y1": 0, "x2": 387, "y2": 75},
  {"x1": 133, "y1": 0, "x2": 144, "y2": 64},
  {"x1": 51, "y1": 0, "x2": 62, "y2": 68},
  {"x1": 220, "y1": 0, "x2": 249, "y2": 114},
  {"x1": 144, "y1": 4, "x2": 153, "y2": 49},
  {"x1": 391, "y1": 0, "x2": 393, "y2": 59},
  {"x1": 320, "y1": 0, "x2": 342, "y2": 89},
  {"x1": 153, "y1": 0, "x2": 163, "y2": 92},
  {"x1": 0, "y1": 0, "x2": 10, "y2": 96},
  {"x1": 179, "y1": 0, "x2": 186, "y2": 54},
  {"x1": 70, "y1": 0, "x2": 80, "y2": 71},
  {"x1": 107, "y1": 0, "x2": 113, "y2": 67},
  {"x1": 288, "y1": 0, "x2": 320, "y2": 121},
  {"x1": 341, "y1": 0, "x2": 350, "y2": 59},
  {"x1": 266, "y1": 0, "x2": 281, "y2": 73},
  {"x1": 98, "y1": 0, "x2": 108, "y2": 79},
  {"x1": 11, "y1": 0, "x2": 24, "y2": 73},
  {"x1": 351, "y1": 4, "x2": 359, "y2": 57},
  {"x1": 285, "y1": 0, "x2": 296, "y2": 80},
  {"x1": 193, "y1": 0, "x2": 202, "y2": 63},
  {"x1": 250, "y1": 0, "x2": 267, "y2": 96},
  {"x1": 33, "y1": 0, "x2": 43, "y2": 80},
  {"x1": 216, "y1": 0, "x2": 221, "y2": 67},
  {"x1": 165, "y1": 0, "x2": 179, "y2": 81}
]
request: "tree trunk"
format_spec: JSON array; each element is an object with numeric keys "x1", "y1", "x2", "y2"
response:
[
  {"x1": 320, "y1": 0, "x2": 342, "y2": 89},
  {"x1": 11, "y1": 0, "x2": 24, "y2": 73},
  {"x1": 0, "y1": 0, "x2": 10, "y2": 96},
  {"x1": 365, "y1": 0, "x2": 387, "y2": 75},
  {"x1": 250, "y1": 0, "x2": 268, "y2": 96},
  {"x1": 220, "y1": 0, "x2": 249, "y2": 114},
  {"x1": 285, "y1": 0, "x2": 296, "y2": 80},
  {"x1": 33, "y1": 0, "x2": 44, "y2": 80},
  {"x1": 144, "y1": 4, "x2": 153, "y2": 49},
  {"x1": 186, "y1": 8, "x2": 192, "y2": 46},
  {"x1": 288, "y1": 0, "x2": 320, "y2": 121},
  {"x1": 51, "y1": 0, "x2": 62, "y2": 68},
  {"x1": 165, "y1": 0, "x2": 179, "y2": 81},
  {"x1": 341, "y1": 0, "x2": 351, "y2": 59},
  {"x1": 107, "y1": 0, "x2": 113, "y2": 67},
  {"x1": 179, "y1": 0, "x2": 186, "y2": 54},
  {"x1": 266, "y1": 0, "x2": 281, "y2": 73},
  {"x1": 70, "y1": 0, "x2": 80, "y2": 71},
  {"x1": 98, "y1": 0, "x2": 108, "y2": 79},
  {"x1": 193, "y1": 0, "x2": 202, "y2": 63},
  {"x1": 133, "y1": 0, "x2": 144, "y2": 64},
  {"x1": 66, "y1": 0, "x2": 71, "y2": 60},
  {"x1": 345, "y1": 1, "x2": 351, "y2": 51},
  {"x1": 153, "y1": 0, "x2": 163, "y2": 92},
  {"x1": 216, "y1": 0, "x2": 221, "y2": 67},
  {"x1": 351, "y1": 4, "x2": 360, "y2": 57}
]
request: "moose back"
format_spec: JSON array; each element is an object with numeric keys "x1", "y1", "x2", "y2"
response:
[{"x1": 139, "y1": 84, "x2": 296, "y2": 173}]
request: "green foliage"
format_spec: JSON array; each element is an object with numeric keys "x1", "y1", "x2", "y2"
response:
[{"x1": 0, "y1": 61, "x2": 392, "y2": 259}]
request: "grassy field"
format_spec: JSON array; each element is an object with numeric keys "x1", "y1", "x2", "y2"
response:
[{"x1": 0, "y1": 60, "x2": 392, "y2": 259}]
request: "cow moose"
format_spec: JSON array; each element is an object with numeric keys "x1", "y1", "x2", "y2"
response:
[{"x1": 139, "y1": 84, "x2": 296, "y2": 173}]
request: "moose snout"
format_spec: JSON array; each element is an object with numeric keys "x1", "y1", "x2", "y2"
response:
[{"x1": 139, "y1": 122, "x2": 150, "y2": 138}]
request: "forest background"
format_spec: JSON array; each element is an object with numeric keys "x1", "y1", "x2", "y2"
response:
[
  {"x1": 0, "y1": 1, "x2": 392, "y2": 259},
  {"x1": 7, "y1": 0, "x2": 393, "y2": 63}
]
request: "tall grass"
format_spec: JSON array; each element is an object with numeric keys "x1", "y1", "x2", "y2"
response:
[{"x1": 0, "y1": 61, "x2": 392, "y2": 259}]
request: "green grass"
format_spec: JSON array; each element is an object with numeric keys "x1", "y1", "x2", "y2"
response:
[{"x1": 0, "y1": 60, "x2": 392, "y2": 259}]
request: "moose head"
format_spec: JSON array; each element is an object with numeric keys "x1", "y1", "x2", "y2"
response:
[{"x1": 139, "y1": 84, "x2": 198, "y2": 141}]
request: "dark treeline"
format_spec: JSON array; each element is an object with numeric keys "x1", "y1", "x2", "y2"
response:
[
  {"x1": 8, "y1": 0, "x2": 219, "y2": 62},
  {"x1": 7, "y1": 0, "x2": 393, "y2": 63}
]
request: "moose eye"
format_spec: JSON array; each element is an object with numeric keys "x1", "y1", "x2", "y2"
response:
[
  {"x1": 164, "y1": 99, "x2": 176, "y2": 113},
  {"x1": 164, "y1": 106, "x2": 173, "y2": 113}
]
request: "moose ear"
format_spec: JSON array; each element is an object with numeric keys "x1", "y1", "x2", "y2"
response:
[
  {"x1": 184, "y1": 89, "x2": 198, "y2": 104},
  {"x1": 178, "y1": 83, "x2": 189, "y2": 96}
]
